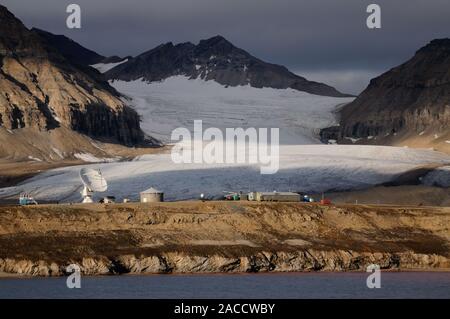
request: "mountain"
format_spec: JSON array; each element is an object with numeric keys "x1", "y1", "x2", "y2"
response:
[
  {"x1": 106, "y1": 36, "x2": 351, "y2": 98},
  {"x1": 31, "y1": 28, "x2": 106, "y2": 66},
  {"x1": 100, "y1": 55, "x2": 131, "y2": 64},
  {"x1": 0, "y1": 5, "x2": 150, "y2": 161},
  {"x1": 322, "y1": 39, "x2": 450, "y2": 153},
  {"x1": 90, "y1": 56, "x2": 131, "y2": 73},
  {"x1": 32, "y1": 28, "x2": 130, "y2": 68}
]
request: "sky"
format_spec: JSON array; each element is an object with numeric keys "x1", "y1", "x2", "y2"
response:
[{"x1": 2, "y1": 0, "x2": 449, "y2": 94}]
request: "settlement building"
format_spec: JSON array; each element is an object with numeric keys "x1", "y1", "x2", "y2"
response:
[
  {"x1": 248, "y1": 191, "x2": 300, "y2": 202},
  {"x1": 140, "y1": 187, "x2": 164, "y2": 203}
]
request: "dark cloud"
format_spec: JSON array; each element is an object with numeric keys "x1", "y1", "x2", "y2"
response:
[{"x1": 2, "y1": 0, "x2": 449, "y2": 94}]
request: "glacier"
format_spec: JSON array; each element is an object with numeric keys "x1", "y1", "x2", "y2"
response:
[{"x1": 0, "y1": 76, "x2": 449, "y2": 202}]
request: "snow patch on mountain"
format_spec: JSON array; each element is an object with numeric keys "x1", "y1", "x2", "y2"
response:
[
  {"x1": 73, "y1": 153, "x2": 120, "y2": 163},
  {"x1": 91, "y1": 59, "x2": 128, "y2": 73}
]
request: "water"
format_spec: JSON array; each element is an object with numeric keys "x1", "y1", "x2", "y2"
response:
[{"x1": 0, "y1": 272, "x2": 449, "y2": 299}]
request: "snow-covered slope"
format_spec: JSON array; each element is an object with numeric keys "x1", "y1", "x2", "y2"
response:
[
  {"x1": 91, "y1": 59, "x2": 128, "y2": 73},
  {"x1": 111, "y1": 76, "x2": 354, "y2": 144},
  {"x1": 1, "y1": 145, "x2": 448, "y2": 202}
]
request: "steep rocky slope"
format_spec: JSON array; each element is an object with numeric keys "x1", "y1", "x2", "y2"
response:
[
  {"x1": 0, "y1": 5, "x2": 147, "y2": 157},
  {"x1": 324, "y1": 39, "x2": 450, "y2": 152},
  {"x1": 33, "y1": 28, "x2": 129, "y2": 67},
  {"x1": 0, "y1": 202, "x2": 448, "y2": 276},
  {"x1": 106, "y1": 36, "x2": 351, "y2": 97},
  {"x1": 32, "y1": 28, "x2": 106, "y2": 66}
]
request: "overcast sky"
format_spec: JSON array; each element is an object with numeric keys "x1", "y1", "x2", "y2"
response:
[{"x1": 2, "y1": 0, "x2": 449, "y2": 94}]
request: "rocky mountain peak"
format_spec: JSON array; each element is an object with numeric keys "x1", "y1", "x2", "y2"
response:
[
  {"x1": 196, "y1": 35, "x2": 236, "y2": 53},
  {"x1": 418, "y1": 38, "x2": 450, "y2": 53},
  {"x1": 0, "y1": 5, "x2": 47, "y2": 57},
  {"x1": 31, "y1": 28, "x2": 105, "y2": 66},
  {"x1": 0, "y1": 5, "x2": 148, "y2": 150},
  {"x1": 200, "y1": 35, "x2": 229, "y2": 44},
  {"x1": 322, "y1": 38, "x2": 450, "y2": 153},
  {"x1": 106, "y1": 35, "x2": 350, "y2": 97},
  {"x1": 0, "y1": 4, "x2": 21, "y2": 27},
  {"x1": 32, "y1": 28, "x2": 133, "y2": 69}
]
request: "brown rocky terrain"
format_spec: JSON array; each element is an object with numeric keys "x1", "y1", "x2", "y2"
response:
[
  {"x1": 0, "y1": 127, "x2": 171, "y2": 188},
  {"x1": 321, "y1": 39, "x2": 450, "y2": 154},
  {"x1": 0, "y1": 126, "x2": 167, "y2": 162},
  {"x1": 0, "y1": 5, "x2": 156, "y2": 161},
  {"x1": 0, "y1": 201, "x2": 448, "y2": 276},
  {"x1": 323, "y1": 185, "x2": 450, "y2": 207}
]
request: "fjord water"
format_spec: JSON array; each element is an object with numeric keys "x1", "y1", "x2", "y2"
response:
[{"x1": 1, "y1": 272, "x2": 449, "y2": 299}]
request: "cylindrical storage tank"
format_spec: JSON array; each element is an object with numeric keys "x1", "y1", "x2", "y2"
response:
[{"x1": 140, "y1": 187, "x2": 164, "y2": 203}]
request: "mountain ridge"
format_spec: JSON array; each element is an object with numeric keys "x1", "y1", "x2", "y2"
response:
[
  {"x1": 31, "y1": 28, "x2": 106, "y2": 66},
  {"x1": 106, "y1": 35, "x2": 352, "y2": 98},
  {"x1": 0, "y1": 5, "x2": 154, "y2": 161},
  {"x1": 321, "y1": 38, "x2": 450, "y2": 153}
]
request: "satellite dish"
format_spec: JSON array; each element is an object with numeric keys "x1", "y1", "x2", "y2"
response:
[{"x1": 79, "y1": 168, "x2": 108, "y2": 203}]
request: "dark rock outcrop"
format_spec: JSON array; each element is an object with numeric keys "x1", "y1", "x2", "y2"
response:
[
  {"x1": 33, "y1": 28, "x2": 130, "y2": 67},
  {"x1": 106, "y1": 35, "x2": 351, "y2": 98},
  {"x1": 319, "y1": 125, "x2": 340, "y2": 143},
  {"x1": 335, "y1": 39, "x2": 450, "y2": 141},
  {"x1": 32, "y1": 28, "x2": 105, "y2": 66},
  {"x1": 0, "y1": 5, "x2": 146, "y2": 145}
]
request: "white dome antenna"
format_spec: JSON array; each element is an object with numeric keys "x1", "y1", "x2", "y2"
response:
[{"x1": 79, "y1": 168, "x2": 108, "y2": 203}]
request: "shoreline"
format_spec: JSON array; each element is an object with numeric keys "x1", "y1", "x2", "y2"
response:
[
  {"x1": 0, "y1": 202, "x2": 448, "y2": 277},
  {"x1": 2, "y1": 268, "x2": 450, "y2": 279}
]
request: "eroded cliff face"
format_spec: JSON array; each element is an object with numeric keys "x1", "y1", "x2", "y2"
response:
[
  {"x1": 0, "y1": 5, "x2": 144, "y2": 146},
  {"x1": 331, "y1": 39, "x2": 450, "y2": 149},
  {"x1": 0, "y1": 202, "x2": 448, "y2": 276},
  {"x1": 0, "y1": 251, "x2": 447, "y2": 277}
]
